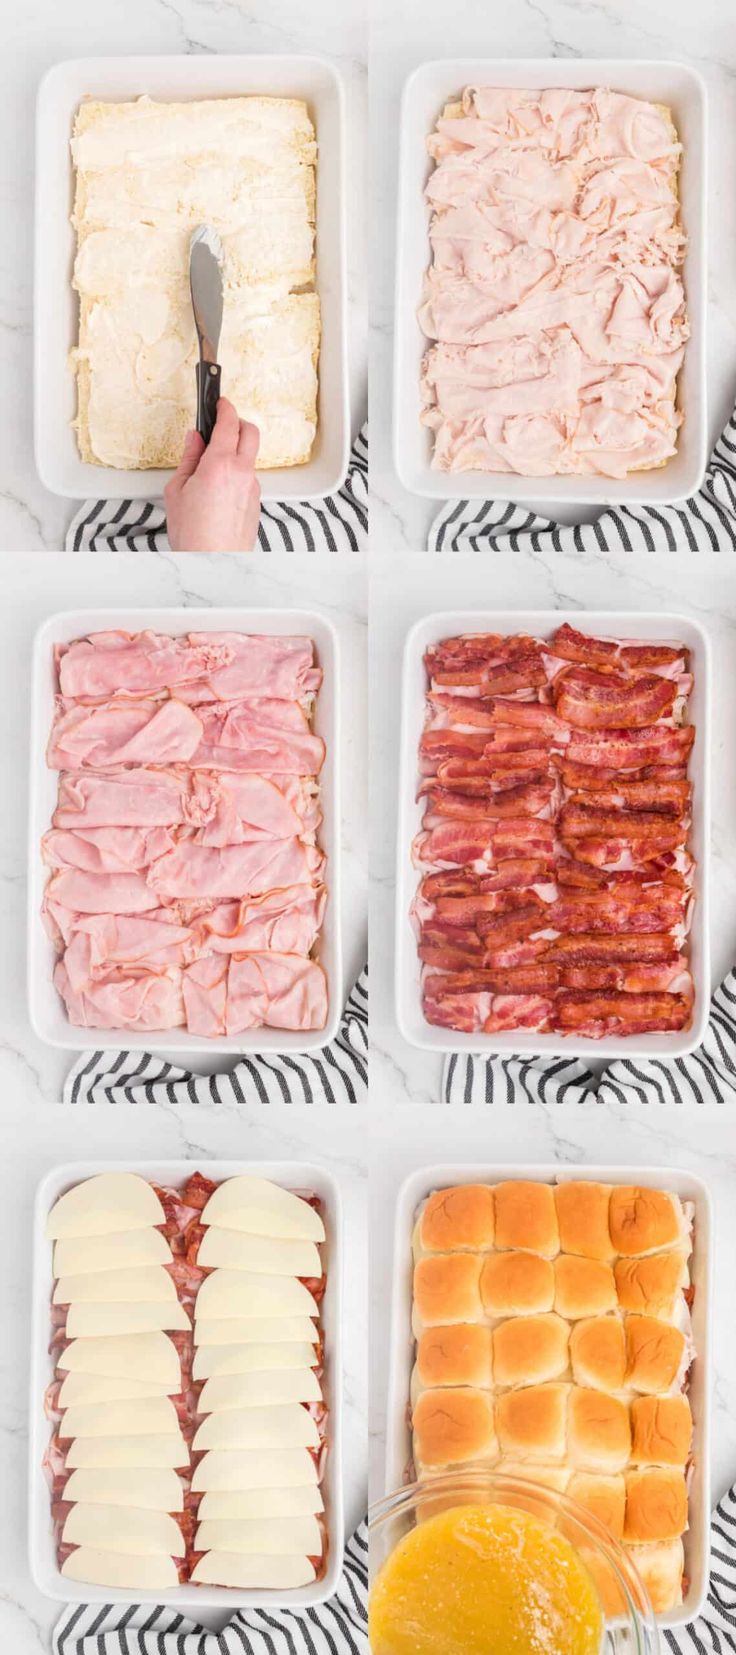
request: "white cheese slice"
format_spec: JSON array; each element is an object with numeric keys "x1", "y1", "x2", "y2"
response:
[
  {"x1": 193, "y1": 1339, "x2": 317, "y2": 1379},
  {"x1": 197, "y1": 1228, "x2": 321, "y2": 1279},
  {"x1": 66, "y1": 1301, "x2": 189, "y2": 1339},
  {"x1": 54, "y1": 1265, "x2": 177, "y2": 1305},
  {"x1": 63, "y1": 1467, "x2": 184, "y2": 1512},
  {"x1": 201, "y1": 1177, "x2": 324, "y2": 1242},
  {"x1": 193, "y1": 1405, "x2": 320, "y2": 1453},
  {"x1": 61, "y1": 1547, "x2": 179, "y2": 1590},
  {"x1": 63, "y1": 1504, "x2": 185, "y2": 1557},
  {"x1": 61, "y1": 1396, "x2": 180, "y2": 1439},
  {"x1": 198, "y1": 1368, "x2": 321, "y2": 1412},
  {"x1": 192, "y1": 1448, "x2": 318, "y2": 1492},
  {"x1": 195, "y1": 1515, "x2": 321, "y2": 1556},
  {"x1": 58, "y1": 1372, "x2": 173, "y2": 1406},
  {"x1": 191, "y1": 1552, "x2": 316, "y2": 1589},
  {"x1": 57, "y1": 1332, "x2": 181, "y2": 1386},
  {"x1": 54, "y1": 1228, "x2": 172, "y2": 1278},
  {"x1": 198, "y1": 1486, "x2": 324, "y2": 1520},
  {"x1": 194, "y1": 1270, "x2": 317, "y2": 1322},
  {"x1": 66, "y1": 1433, "x2": 189, "y2": 1469},
  {"x1": 192, "y1": 1316, "x2": 317, "y2": 1347},
  {"x1": 47, "y1": 1174, "x2": 165, "y2": 1239}
]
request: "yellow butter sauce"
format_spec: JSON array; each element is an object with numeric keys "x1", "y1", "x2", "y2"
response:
[{"x1": 369, "y1": 1502, "x2": 604, "y2": 1655}]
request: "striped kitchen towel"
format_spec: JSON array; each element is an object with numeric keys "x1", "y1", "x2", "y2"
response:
[
  {"x1": 62, "y1": 969, "x2": 368, "y2": 1107},
  {"x1": 53, "y1": 1521, "x2": 368, "y2": 1654},
  {"x1": 428, "y1": 404, "x2": 736, "y2": 556},
  {"x1": 64, "y1": 427, "x2": 368, "y2": 555},
  {"x1": 663, "y1": 1486, "x2": 736, "y2": 1654},
  {"x1": 443, "y1": 967, "x2": 736, "y2": 1107}
]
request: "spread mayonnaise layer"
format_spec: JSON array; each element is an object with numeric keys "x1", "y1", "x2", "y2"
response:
[
  {"x1": 71, "y1": 96, "x2": 320, "y2": 470},
  {"x1": 419, "y1": 87, "x2": 689, "y2": 479}
]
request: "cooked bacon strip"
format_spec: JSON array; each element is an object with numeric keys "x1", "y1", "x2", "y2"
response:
[
  {"x1": 559, "y1": 802, "x2": 688, "y2": 844},
  {"x1": 437, "y1": 752, "x2": 552, "y2": 784},
  {"x1": 564, "y1": 781, "x2": 690, "y2": 814},
  {"x1": 423, "y1": 779, "x2": 555, "y2": 820},
  {"x1": 554, "y1": 668, "x2": 677, "y2": 730},
  {"x1": 556, "y1": 990, "x2": 691, "y2": 1035},
  {"x1": 427, "y1": 636, "x2": 547, "y2": 694},
  {"x1": 619, "y1": 643, "x2": 689, "y2": 677},
  {"x1": 555, "y1": 758, "x2": 688, "y2": 790},
  {"x1": 413, "y1": 817, "x2": 555, "y2": 868},
  {"x1": 549, "y1": 887, "x2": 685, "y2": 936},
  {"x1": 545, "y1": 934, "x2": 683, "y2": 964},
  {"x1": 485, "y1": 995, "x2": 555, "y2": 1033},
  {"x1": 560, "y1": 957, "x2": 690, "y2": 993},
  {"x1": 427, "y1": 693, "x2": 553, "y2": 734},
  {"x1": 549, "y1": 623, "x2": 621, "y2": 669},
  {"x1": 565, "y1": 725, "x2": 694, "y2": 769}
]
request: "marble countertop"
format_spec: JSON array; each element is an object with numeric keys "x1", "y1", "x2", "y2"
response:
[
  {"x1": 2, "y1": 0, "x2": 367, "y2": 551},
  {"x1": 0, "y1": 551, "x2": 367, "y2": 1646}
]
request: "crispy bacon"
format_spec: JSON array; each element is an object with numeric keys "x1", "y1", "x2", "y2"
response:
[
  {"x1": 560, "y1": 958, "x2": 690, "y2": 993},
  {"x1": 555, "y1": 757, "x2": 688, "y2": 790},
  {"x1": 619, "y1": 643, "x2": 689, "y2": 676},
  {"x1": 554, "y1": 667, "x2": 676, "y2": 730},
  {"x1": 545, "y1": 933, "x2": 680, "y2": 964},
  {"x1": 423, "y1": 779, "x2": 555, "y2": 820},
  {"x1": 549, "y1": 623, "x2": 620, "y2": 669},
  {"x1": 566, "y1": 781, "x2": 690, "y2": 815},
  {"x1": 565, "y1": 725, "x2": 694, "y2": 769},
  {"x1": 427, "y1": 636, "x2": 547, "y2": 694},
  {"x1": 556, "y1": 990, "x2": 691, "y2": 1035}
]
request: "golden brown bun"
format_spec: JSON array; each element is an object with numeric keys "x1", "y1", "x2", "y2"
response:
[
  {"x1": 495, "y1": 1383, "x2": 568, "y2": 1461},
  {"x1": 494, "y1": 1181, "x2": 560, "y2": 1258},
  {"x1": 577, "y1": 1548, "x2": 628, "y2": 1618},
  {"x1": 614, "y1": 1251, "x2": 688, "y2": 1320},
  {"x1": 624, "y1": 1467, "x2": 688, "y2": 1541},
  {"x1": 554, "y1": 1256, "x2": 618, "y2": 1320},
  {"x1": 569, "y1": 1316, "x2": 626, "y2": 1392},
  {"x1": 554, "y1": 1183, "x2": 614, "y2": 1261},
  {"x1": 492, "y1": 1313, "x2": 570, "y2": 1387},
  {"x1": 419, "y1": 1185, "x2": 494, "y2": 1253},
  {"x1": 416, "y1": 1324, "x2": 492, "y2": 1389},
  {"x1": 625, "y1": 1539, "x2": 684, "y2": 1611},
  {"x1": 568, "y1": 1387, "x2": 631, "y2": 1472},
  {"x1": 625, "y1": 1314, "x2": 686, "y2": 1393},
  {"x1": 481, "y1": 1250, "x2": 555, "y2": 1316},
  {"x1": 568, "y1": 1472, "x2": 626, "y2": 1541},
  {"x1": 609, "y1": 1187, "x2": 682, "y2": 1257},
  {"x1": 413, "y1": 1385, "x2": 497, "y2": 1470},
  {"x1": 630, "y1": 1395, "x2": 692, "y2": 1467},
  {"x1": 413, "y1": 1253, "x2": 482, "y2": 1330}
]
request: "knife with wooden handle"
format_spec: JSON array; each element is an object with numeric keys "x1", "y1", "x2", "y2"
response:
[{"x1": 189, "y1": 225, "x2": 224, "y2": 445}]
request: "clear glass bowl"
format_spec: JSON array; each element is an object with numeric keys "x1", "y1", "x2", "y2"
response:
[{"x1": 369, "y1": 1470, "x2": 661, "y2": 1654}]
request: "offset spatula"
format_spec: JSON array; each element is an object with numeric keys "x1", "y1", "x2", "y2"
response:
[{"x1": 189, "y1": 225, "x2": 224, "y2": 445}]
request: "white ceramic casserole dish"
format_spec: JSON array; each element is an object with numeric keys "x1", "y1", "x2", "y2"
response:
[
  {"x1": 395, "y1": 609, "x2": 710, "y2": 1059},
  {"x1": 393, "y1": 59, "x2": 707, "y2": 505},
  {"x1": 28, "y1": 606, "x2": 342, "y2": 1053},
  {"x1": 29, "y1": 1157, "x2": 344, "y2": 1608},
  {"x1": 384, "y1": 1160, "x2": 712, "y2": 1629},
  {"x1": 35, "y1": 55, "x2": 349, "y2": 501}
]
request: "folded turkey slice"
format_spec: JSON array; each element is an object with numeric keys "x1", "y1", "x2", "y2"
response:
[
  {"x1": 54, "y1": 1228, "x2": 172, "y2": 1278},
  {"x1": 61, "y1": 1396, "x2": 180, "y2": 1439},
  {"x1": 47, "y1": 1174, "x2": 165, "y2": 1239},
  {"x1": 58, "y1": 1372, "x2": 174, "y2": 1406},
  {"x1": 194, "y1": 1270, "x2": 318, "y2": 1322},
  {"x1": 197, "y1": 1228, "x2": 321, "y2": 1279},
  {"x1": 66, "y1": 1301, "x2": 189, "y2": 1338},
  {"x1": 54, "y1": 1265, "x2": 177, "y2": 1305},
  {"x1": 63, "y1": 1467, "x2": 184, "y2": 1512},
  {"x1": 200, "y1": 1177, "x2": 324, "y2": 1242},
  {"x1": 192, "y1": 1448, "x2": 318, "y2": 1492},
  {"x1": 61, "y1": 1548, "x2": 179, "y2": 1590},
  {"x1": 191, "y1": 1552, "x2": 316, "y2": 1589},
  {"x1": 193, "y1": 1339, "x2": 317, "y2": 1379},
  {"x1": 63, "y1": 1504, "x2": 185, "y2": 1557},
  {"x1": 195, "y1": 1515, "x2": 321, "y2": 1556},
  {"x1": 57, "y1": 1331, "x2": 181, "y2": 1386},
  {"x1": 66, "y1": 1432, "x2": 189, "y2": 1469},
  {"x1": 192, "y1": 1316, "x2": 317, "y2": 1347},
  {"x1": 193, "y1": 1404, "x2": 320, "y2": 1452},
  {"x1": 198, "y1": 1368, "x2": 321, "y2": 1412},
  {"x1": 197, "y1": 1485, "x2": 324, "y2": 1520}
]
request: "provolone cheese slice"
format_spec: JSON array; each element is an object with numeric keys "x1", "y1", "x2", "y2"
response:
[
  {"x1": 191, "y1": 1552, "x2": 316, "y2": 1589},
  {"x1": 63, "y1": 1467, "x2": 184, "y2": 1512},
  {"x1": 59, "y1": 1372, "x2": 173, "y2": 1407},
  {"x1": 66, "y1": 1301, "x2": 189, "y2": 1339},
  {"x1": 47, "y1": 1174, "x2": 164, "y2": 1239},
  {"x1": 192, "y1": 1448, "x2": 317, "y2": 1492},
  {"x1": 61, "y1": 1547, "x2": 179, "y2": 1590},
  {"x1": 198, "y1": 1485, "x2": 324, "y2": 1521},
  {"x1": 192, "y1": 1317, "x2": 317, "y2": 1347},
  {"x1": 195, "y1": 1515, "x2": 321, "y2": 1556},
  {"x1": 201, "y1": 1177, "x2": 324, "y2": 1242},
  {"x1": 198, "y1": 1369, "x2": 321, "y2": 1413},
  {"x1": 194, "y1": 1271, "x2": 317, "y2": 1322},
  {"x1": 61, "y1": 1396, "x2": 180, "y2": 1440},
  {"x1": 193, "y1": 1404, "x2": 320, "y2": 1452},
  {"x1": 198, "y1": 1229, "x2": 321, "y2": 1279},
  {"x1": 66, "y1": 1433, "x2": 189, "y2": 1470},
  {"x1": 193, "y1": 1340, "x2": 317, "y2": 1380},
  {"x1": 54, "y1": 1265, "x2": 177, "y2": 1305},
  {"x1": 63, "y1": 1504, "x2": 185, "y2": 1557},
  {"x1": 57, "y1": 1332, "x2": 181, "y2": 1387},
  {"x1": 54, "y1": 1228, "x2": 172, "y2": 1278}
]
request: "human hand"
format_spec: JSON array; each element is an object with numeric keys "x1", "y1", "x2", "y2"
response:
[{"x1": 164, "y1": 397, "x2": 261, "y2": 552}]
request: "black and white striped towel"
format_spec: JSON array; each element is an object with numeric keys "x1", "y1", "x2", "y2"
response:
[
  {"x1": 53, "y1": 1523, "x2": 368, "y2": 1655},
  {"x1": 429, "y1": 404, "x2": 736, "y2": 556},
  {"x1": 64, "y1": 428, "x2": 368, "y2": 555}
]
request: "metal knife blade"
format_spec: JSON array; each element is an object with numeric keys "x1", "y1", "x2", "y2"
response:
[{"x1": 190, "y1": 225, "x2": 224, "y2": 444}]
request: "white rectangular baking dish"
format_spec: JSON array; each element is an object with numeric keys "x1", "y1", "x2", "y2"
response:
[
  {"x1": 395, "y1": 609, "x2": 711, "y2": 1059},
  {"x1": 384, "y1": 1161, "x2": 712, "y2": 1629},
  {"x1": 35, "y1": 55, "x2": 349, "y2": 502},
  {"x1": 394, "y1": 59, "x2": 707, "y2": 505},
  {"x1": 29, "y1": 1158, "x2": 344, "y2": 1609},
  {"x1": 28, "y1": 607, "x2": 342, "y2": 1053}
]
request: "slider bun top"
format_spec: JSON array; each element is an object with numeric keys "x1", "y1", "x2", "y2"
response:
[
  {"x1": 569, "y1": 1316, "x2": 625, "y2": 1393},
  {"x1": 568, "y1": 1388, "x2": 631, "y2": 1472},
  {"x1": 413, "y1": 1254, "x2": 482, "y2": 1330},
  {"x1": 495, "y1": 1383, "x2": 568, "y2": 1461},
  {"x1": 413, "y1": 1386, "x2": 497, "y2": 1471},
  {"x1": 614, "y1": 1251, "x2": 689, "y2": 1320},
  {"x1": 492, "y1": 1313, "x2": 570, "y2": 1388},
  {"x1": 480, "y1": 1250, "x2": 554, "y2": 1316},
  {"x1": 554, "y1": 1256, "x2": 618, "y2": 1320},
  {"x1": 554, "y1": 1183, "x2": 614, "y2": 1262},
  {"x1": 625, "y1": 1540, "x2": 684, "y2": 1612},
  {"x1": 493, "y1": 1182, "x2": 560, "y2": 1259},
  {"x1": 630, "y1": 1395, "x2": 692, "y2": 1466},
  {"x1": 568, "y1": 1472, "x2": 626, "y2": 1541},
  {"x1": 609, "y1": 1187, "x2": 683, "y2": 1257},
  {"x1": 625, "y1": 1315, "x2": 686, "y2": 1393},
  {"x1": 416, "y1": 1324, "x2": 492, "y2": 1390},
  {"x1": 624, "y1": 1468, "x2": 688, "y2": 1542},
  {"x1": 417, "y1": 1186, "x2": 494, "y2": 1255}
]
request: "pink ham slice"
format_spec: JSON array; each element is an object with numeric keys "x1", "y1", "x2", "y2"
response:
[
  {"x1": 182, "y1": 953, "x2": 328, "y2": 1036},
  {"x1": 191, "y1": 701, "x2": 325, "y2": 776},
  {"x1": 42, "y1": 826, "x2": 177, "y2": 873},
  {"x1": 54, "y1": 959, "x2": 185, "y2": 1030},
  {"x1": 47, "y1": 886, "x2": 326, "y2": 973},
  {"x1": 54, "y1": 769, "x2": 320, "y2": 842},
  {"x1": 48, "y1": 700, "x2": 203, "y2": 770},
  {"x1": 45, "y1": 869, "x2": 157, "y2": 915},
  {"x1": 57, "y1": 632, "x2": 234, "y2": 700},
  {"x1": 147, "y1": 840, "x2": 324, "y2": 901}
]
